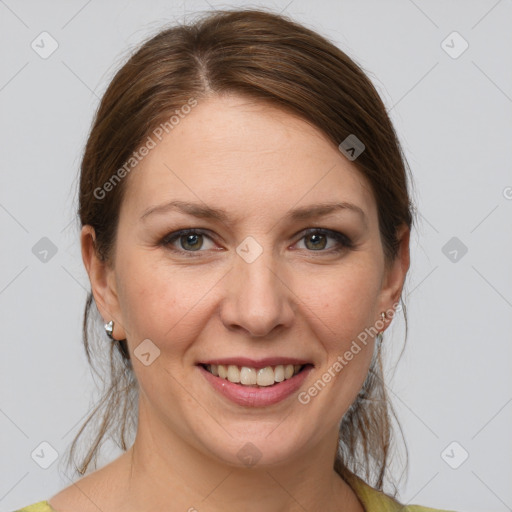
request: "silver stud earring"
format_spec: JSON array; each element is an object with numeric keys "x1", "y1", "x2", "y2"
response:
[{"x1": 104, "y1": 320, "x2": 114, "y2": 340}]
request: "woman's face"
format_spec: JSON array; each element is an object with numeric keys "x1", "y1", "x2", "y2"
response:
[{"x1": 83, "y1": 93, "x2": 409, "y2": 468}]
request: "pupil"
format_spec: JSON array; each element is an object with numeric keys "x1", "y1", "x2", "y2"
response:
[
  {"x1": 183, "y1": 234, "x2": 202, "y2": 250},
  {"x1": 307, "y1": 233, "x2": 326, "y2": 250}
]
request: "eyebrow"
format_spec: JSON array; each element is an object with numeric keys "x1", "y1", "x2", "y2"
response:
[{"x1": 140, "y1": 200, "x2": 367, "y2": 226}]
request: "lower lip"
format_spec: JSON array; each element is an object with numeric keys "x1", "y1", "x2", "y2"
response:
[{"x1": 197, "y1": 364, "x2": 314, "y2": 407}]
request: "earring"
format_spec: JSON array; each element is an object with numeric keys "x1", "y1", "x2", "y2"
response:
[
  {"x1": 104, "y1": 320, "x2": 115, "y2": 340},
  {"x1": 377, "y1": 311, "x2": 387, "y2": 343}
]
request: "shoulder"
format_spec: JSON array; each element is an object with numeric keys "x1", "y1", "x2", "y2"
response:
[
  {"x1": 11, "y1": 501, "x2": 57, "y2": 512},
  {"x1": 344, "y1": 470, "x2": 460, "y2": 512},
  {"x1": 38, "y1": 452, "x2": 133, "y2": 512},
  {"x1": 404, "y1": 506, "x2": 460, "y2": 512}
]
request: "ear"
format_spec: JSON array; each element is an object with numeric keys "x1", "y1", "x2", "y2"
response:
[
  {"x1": 377, "y1": 224, "x2": 410, "y2": 330},
  {"x1": 80, "y1": 225, "x2": 127, "y2": 341}
]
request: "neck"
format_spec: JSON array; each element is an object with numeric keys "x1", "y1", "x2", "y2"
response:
[{"x1": 111, "y1": 402, "x2": 364, "y2": 512}]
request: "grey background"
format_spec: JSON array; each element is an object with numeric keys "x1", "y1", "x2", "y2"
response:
[{"x1": 1, "y1": 1, "x2": 511, "y2": 511}]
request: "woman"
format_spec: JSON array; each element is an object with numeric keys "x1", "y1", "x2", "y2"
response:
[{"x1": 14, "y1": 8, "x2": 459, "y2": 512}]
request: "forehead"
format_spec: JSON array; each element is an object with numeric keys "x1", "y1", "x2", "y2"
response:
[{"x1": 120, "y1": 94, "x2": 376, "y2": 225}]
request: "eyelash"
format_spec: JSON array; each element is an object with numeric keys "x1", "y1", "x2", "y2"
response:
[{"x1": 160, "y1": 228, "x2": 353, "y2": 258}]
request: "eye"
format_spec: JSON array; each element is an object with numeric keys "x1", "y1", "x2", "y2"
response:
[
  {"x1": 161, "y1": 229, "x2": 216, "y2": 256},
  {"x1": 295, "y1": 228, "x2": 353, "y2": 253}
]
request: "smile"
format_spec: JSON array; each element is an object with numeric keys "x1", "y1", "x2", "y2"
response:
[{"x1": 197, "y1": 363, "x2": 314, "y2": 407}]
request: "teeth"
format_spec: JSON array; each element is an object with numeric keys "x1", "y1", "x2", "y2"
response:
[
  {"x1": 274, "y1": 365, "x2": 285, "y2": 382},
  {"x1": 218, "y1": 365, "x2": 227, "y2": 379},
  {"x1": 206, "y1": 364, "x2": 304, "y2": 387},
  {"x1": 227, "y1": 365, "x2": 241, "y2": 383},
  {"x1": 240, "y1": 366, "x2": 256, "y2": 385}
]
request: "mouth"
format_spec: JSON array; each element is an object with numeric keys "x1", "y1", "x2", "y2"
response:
[
  {"x1": 196, "y1": 361, "x2": 315, "y2": 407},
  {"x1": 197, "y1": 362, "x2": 314, "y2": 388}
]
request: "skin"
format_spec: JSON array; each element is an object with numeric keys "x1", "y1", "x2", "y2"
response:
[{"x1": 50, "y1": 93, "x2": 409, "y2": 512}]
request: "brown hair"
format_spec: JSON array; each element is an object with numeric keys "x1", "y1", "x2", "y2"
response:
[{"x1": 67, "y1": 7, "x2": 414, "y2": 495}]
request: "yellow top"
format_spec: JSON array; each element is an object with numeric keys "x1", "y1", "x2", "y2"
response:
[
  {"x1": 344, "y1": 471, "x2": 459, "y2": 511},
  {"x1": 12, "y1": 473, "x2": 459, "y2": 512}
]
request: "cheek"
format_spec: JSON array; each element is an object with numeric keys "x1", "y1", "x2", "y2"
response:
[
  {"x1": 115, "y1": 251, "x2": 223, "y2": 352},
  {"x1": 294, "y1": 257, "x2": 382, "y2": 401},
  {"x1": 294, "y1": 278, "x2": 378, "y2": 429},
  {"x1": 301, "y1": 259, "x2": 382, "y2": 337}
]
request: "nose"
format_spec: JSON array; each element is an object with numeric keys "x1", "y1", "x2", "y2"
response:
[{"x1": 219, "y1": 245, "x2": 295, "y2": 338}]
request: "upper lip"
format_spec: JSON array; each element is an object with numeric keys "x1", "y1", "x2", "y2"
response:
[{"x1": 197, "y1": 357, "x2": 313, "y2": 369}]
